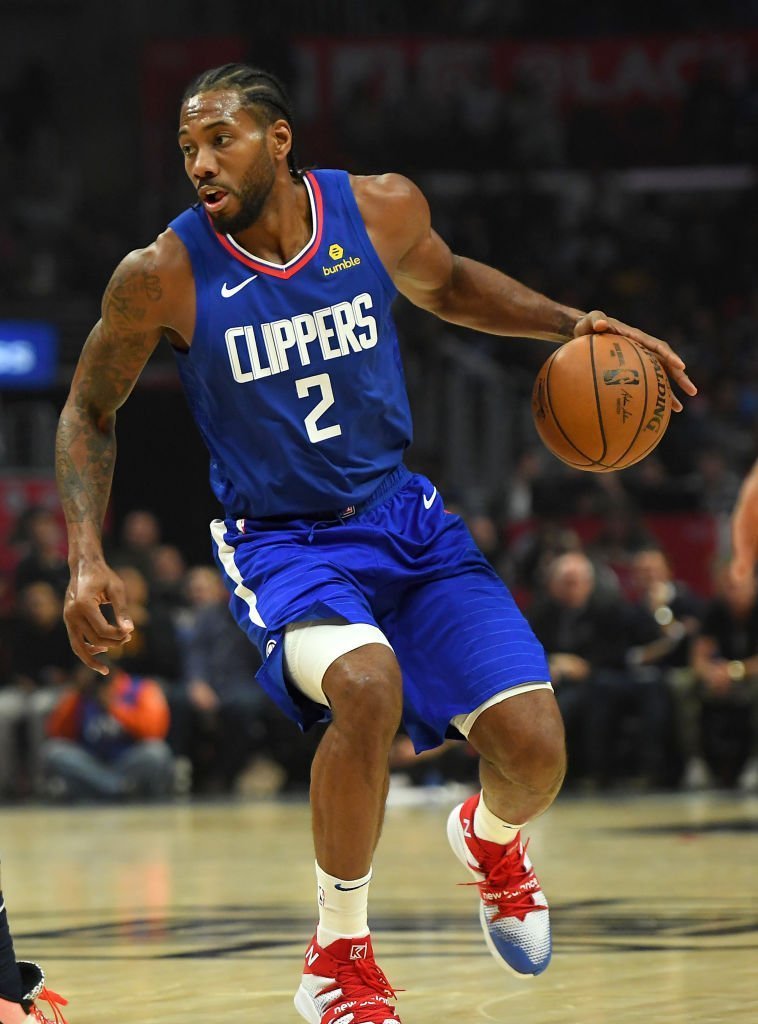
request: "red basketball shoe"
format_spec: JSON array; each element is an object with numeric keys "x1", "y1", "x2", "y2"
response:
[
  {"x1": 294, "y1": 933, "x2": 401, "y2": 1024},
  {"x1": 0, "y1": 962, "x2": 68, "y2": 1024},
  {"x1": 447, "y1": 794, "x2": 551, "y2": 977}
]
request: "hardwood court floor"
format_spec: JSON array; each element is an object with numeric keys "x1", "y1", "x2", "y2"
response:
[{"x1": 1, "y1": 790, "x2": 756, "y2": 1023}]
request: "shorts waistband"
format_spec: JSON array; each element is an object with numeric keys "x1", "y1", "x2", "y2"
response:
[
  {"x1": 248, "y1": 464, "x2": 411, "y2": 526},
  {"x1": 349, "y1": 463, "x2": 410, "y2": 518}
]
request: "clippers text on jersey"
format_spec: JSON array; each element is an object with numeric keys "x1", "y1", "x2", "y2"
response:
[{"x1": 225, "y1": 292, "x2": 378, "y2": 382}]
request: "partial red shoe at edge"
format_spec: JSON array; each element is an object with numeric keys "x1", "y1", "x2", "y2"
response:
[{"x1": 0, "y1": 962, "x2": 68, "y2": 1024}]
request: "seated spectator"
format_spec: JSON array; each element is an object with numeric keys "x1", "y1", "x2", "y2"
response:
[
  {"x1": 179, "y1": 568, "x2": 273, "y2": 794},
  {"x1": 149, "y1": 544, "x2": 189, "y2": 616},
  {"x1": 528, "y1": 551, "x2": 670, "y2": 788},
  {"x1": 0, "y1": 581, "x2": 77, "y2": 798},
  {"x1": 12, "y1": 507, "x2": 68, "y2": 598},
  {"x1": 107, "y1": 565, "x2": 182, "y2": 684},
  {"x1": 626, "y1": 547, "x2": 705, "y2": 785},
  {"x1": 6, "y1": 582, "x2": 74, "y2": 690},
  {"x1": 586, "y1": 501, "x2": 656, "y2": 594},
  {"x1": 629, "y1": 545, "x2": 703, "y2": 620},
  {"x1": 681, "y1": 567, "x2": 758, "y2": 790},
  {"x1": 42, "y1": 660, "x2": 175, "y2": 801},
  {"x1": 504, "y1": 515, "x2": 583, "y2": 597},
  {"x1": 627, "y1": 546, "x2": 705, "y2": 673},
  {"x1": 176, "y1": 564, "x2": 225, "y2": 641},
  {"x1": 162, "y1": 564, "x2": 227, "y2": 781},
  {"x1": 109, "y1": 509, "x2": 162, "y2": 582}
]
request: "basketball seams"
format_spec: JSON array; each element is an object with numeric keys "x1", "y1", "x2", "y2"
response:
[
  {"x1": 543, "y1": 346, "x2": 596, "y2": 467},
  {"x1": 608, "y1": 339, "x2": 649, "y2": 469},
  {"x1": 621, "y1": 372, "x2": 672, "y2": 466},
  {"x1": 616, "y1": 346, "x2": 672, "y2": 468},
  {"x1": 589, "y1": 334, "x2": 609, "y2": 464}
]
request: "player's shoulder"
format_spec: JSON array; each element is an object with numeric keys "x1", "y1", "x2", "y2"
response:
[
  {"x1": 107, "y1": 228, "x2": 193, "y2": 307},
  {"x1": 349, "y1": 173, "x2": 430, "y2": 241},
  {"x1": 114, "y1": 228, "x2": 191, "y2": 281},
  {"x1": 350, "y1": 172, "x2": 426, "y2": 210}
]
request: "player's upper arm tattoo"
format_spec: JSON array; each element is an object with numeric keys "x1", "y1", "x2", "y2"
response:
[
  {"x1": 55, "y1": 253, "x2": 166, "y2": 529},
  {"x1": 85, "y1": 254, "x2": 166, "y2": 411},
  {"x1": 102, "y1": 259, "x2": 163, "y2": 331}
]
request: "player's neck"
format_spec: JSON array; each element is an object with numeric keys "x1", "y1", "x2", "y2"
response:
[{"x1": 230, "y1": 175, "x2": 311, "y2": 265}]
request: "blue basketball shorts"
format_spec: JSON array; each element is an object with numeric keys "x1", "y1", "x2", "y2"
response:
[{"x1": 210, "y1": 465, "x2": 550, "y2": 752}]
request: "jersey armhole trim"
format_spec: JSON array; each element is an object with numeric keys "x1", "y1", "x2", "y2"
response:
[
  {"x1": 165, "y1": 215, "x2": 209, "y2": 353},
  {"x1": 332, "y1": 171, "x2": 397, "y2": 300}
]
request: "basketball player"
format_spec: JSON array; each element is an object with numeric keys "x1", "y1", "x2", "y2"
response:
[
  {"x1": 56, "y1": 65, "x2": 696, "y2": 1023},
  {"x1": 0, "y1": 869, "x2": 67, "y2": 1024},
  {"x1": 730, "y1": 459, "x2": 758, "y2": 582}
]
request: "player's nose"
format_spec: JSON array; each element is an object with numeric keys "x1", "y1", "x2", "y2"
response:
[{"x1": 192, "y1": 145, "x2": 220, "y2": 180}]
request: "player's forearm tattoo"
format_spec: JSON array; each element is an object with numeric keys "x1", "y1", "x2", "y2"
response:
[
  {"x1": 56, "y1": 260, "x2": 162, "y2": 529},
  {"x1": 55, "y1": 408, "x2": 116, "y2": 527}
]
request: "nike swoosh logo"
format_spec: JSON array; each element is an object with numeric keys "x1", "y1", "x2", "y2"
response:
[
  {"x1": 221, "y1": 275, "x2": 258, "y2": 298},
  {"x1": 422, "y1": 487, "x2": 437, "y2": 510},
  {"x1": 334, "y1": 880, "x2": 371, "y2": 892}
]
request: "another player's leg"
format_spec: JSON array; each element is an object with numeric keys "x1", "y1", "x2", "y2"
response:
[
  {"x1": 447, "y1": 688, "x2": 565, "y2": 978},
  {"x1": 0, "y1": 867, "x2": 68, "y2": 1024},
  {"x1": 286, "y1": 623, "x2": 404, "y2": 1024}
]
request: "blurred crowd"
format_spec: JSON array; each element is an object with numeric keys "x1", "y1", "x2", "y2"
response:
[
  {"x1": 334, "y1": 54, "x2": 758, "y2": 176},
  {"x1": 0, "y1": 501, "x2": 755, "y2": 804},
  {"x1": 0, "y1": 508, "x2": 323, "y2": 803}
]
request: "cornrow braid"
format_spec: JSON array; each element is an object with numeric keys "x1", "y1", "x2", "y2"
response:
[{"x1": 182, "y1": 63, "x2": 302, "y2": 179}]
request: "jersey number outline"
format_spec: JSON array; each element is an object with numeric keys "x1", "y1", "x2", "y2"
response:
[{"x1": 296, "y1": 373, "x2": 342, "y2": 444}]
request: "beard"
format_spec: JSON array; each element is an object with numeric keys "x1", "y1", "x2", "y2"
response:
[{"x1": 208, "y1": 152, "x2": 276, "y2": 235}]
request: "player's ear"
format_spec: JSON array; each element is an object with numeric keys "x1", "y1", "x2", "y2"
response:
[{"x1": 271, "y1": 119, "x2": 292, "y2": 162}]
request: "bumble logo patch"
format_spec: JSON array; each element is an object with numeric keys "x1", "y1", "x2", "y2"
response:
[{"x1": 323, "y1": 242, "x2": 361, "y2": 277}]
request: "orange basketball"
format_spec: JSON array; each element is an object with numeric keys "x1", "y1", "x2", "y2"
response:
[{"x1": 531, "y1": 334, "x2": 672, "y2": 472}]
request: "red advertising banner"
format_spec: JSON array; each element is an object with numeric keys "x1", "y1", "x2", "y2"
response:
[
  {"x1": 141, "y1": 32, "x2": 755, "y2": 196},
  {"x1": 294, "y1": 32, "x2": 755, "y2": 113}
]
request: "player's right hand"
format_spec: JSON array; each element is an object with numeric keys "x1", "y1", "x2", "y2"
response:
[
  {"x1": 63, "y1": 561, "x2": 134, "y2": 675},
  {"x1": 573, "y1": 310, "x2": 697, "y2": 413}
]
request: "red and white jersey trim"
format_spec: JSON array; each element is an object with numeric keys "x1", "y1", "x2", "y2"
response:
[{"x1": 211, "y1": 172, "x2": 324, "y2": 280}]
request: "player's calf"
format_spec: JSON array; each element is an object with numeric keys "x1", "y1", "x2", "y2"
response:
[{"x1": 469, "y1": 688, "x2": 566, "y2": 822}]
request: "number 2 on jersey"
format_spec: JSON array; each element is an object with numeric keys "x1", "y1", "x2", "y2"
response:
[{"x1": 296, "y1": 373, "x2": 342, "y2": 444}]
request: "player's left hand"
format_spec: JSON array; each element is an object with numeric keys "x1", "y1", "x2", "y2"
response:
[{"x1": 574, "y1": 310, "x2": 697, "y2": 413}]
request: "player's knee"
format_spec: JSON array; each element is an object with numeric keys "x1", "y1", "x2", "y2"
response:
[
  {"x1": 324, "y1": 648, "x2": 403, "y2": 742},
  {"x1": 471, "y1": 689, "x2": 566, "y2": 793}
]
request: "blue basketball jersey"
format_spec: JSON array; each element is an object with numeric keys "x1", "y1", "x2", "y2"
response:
[{"x1": 168, "y1": 169, "x2": 412, "y2": 518}]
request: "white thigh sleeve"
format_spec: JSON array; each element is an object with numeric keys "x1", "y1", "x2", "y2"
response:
[
  {"x1": 450, "y1": 681, "x2": 554, "y2": 738},
  {"x1": 283, "y1": 618, "x2": 394, "y2": 706}
]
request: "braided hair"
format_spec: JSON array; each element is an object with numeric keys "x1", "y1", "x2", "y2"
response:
[{"x1": 182, "y1": 64, "x2": 302, "y2": 179}]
